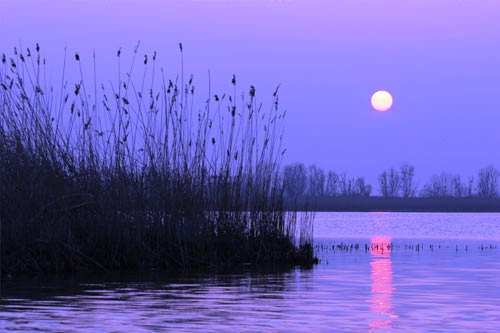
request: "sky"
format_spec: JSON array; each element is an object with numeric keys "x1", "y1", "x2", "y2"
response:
[{"x1": 1, "y1": 0, "x2": 500, "y2": 191}]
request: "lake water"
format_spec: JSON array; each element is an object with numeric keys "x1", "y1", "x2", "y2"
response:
[{"x1": 1, "y1": 212, "x2": 500, "y2": 332}]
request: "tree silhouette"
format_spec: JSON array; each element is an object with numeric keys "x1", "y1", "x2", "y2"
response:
[
  {"x1": 283, "y1": 163, "x2": 307, "y2": 198},
  {"x1": 477, "y1": 165, "x2": 499, "y2": 198}
]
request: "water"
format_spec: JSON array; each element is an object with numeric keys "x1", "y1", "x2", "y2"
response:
[{"x1": 2, "y1": 212, "x2": 500, "y2": 332}]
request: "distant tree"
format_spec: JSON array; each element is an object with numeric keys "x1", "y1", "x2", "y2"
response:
[
  {"x1": 421, "y1": 172, "x2": 455, "y2": 197},
  {"x1": 451, "y1": 174, "x2": 470, "y2": 198},
  {"x1": 308, "y1": 164, "x2": 326, "y2": 196},
  {"x1": 466, "y1": 176, "x2": 475, "y2": 198},
  {"x1": 335, "y1": 172, "x2": 372, "y2": 197},
  {"x1": 477, "y1": 165, "x2": 499, "y2": 198},
  {"x1": 338, "y1": 172, "x2": 352, "y2": 196},
  {"x1": 283, "y1": 163, "x2": 307, "y2": 198},
  {"x1": 325, "y1": 170, "x2": 339, "y2": 196},
  {"x1": 378, "y1": 167, "x2": 400, "y2": 197},
  {"x1": 378, "y1": 171, "x2": 388, "y2": 197},
  {"x1": 354, "y1": 177, "x2": 372, "y2": 197},
  {"x1": 400, "y1": 162, "x2": 416, "y2": 198},
  {"x1": 387, "y1": 168, "x2": 400, "y2": 197}
]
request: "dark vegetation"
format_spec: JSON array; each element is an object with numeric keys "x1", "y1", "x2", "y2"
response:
[
  {"x1": 0, "y1": 44, "x2": 314, "y2": 274},
  {"x1": 283, "y1": 162, "x2": 500, "y2": 211}
]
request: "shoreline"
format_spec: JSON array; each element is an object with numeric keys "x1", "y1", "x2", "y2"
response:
[{"x1": 285, "y1": 196, "x2": 500, "y2": 213}]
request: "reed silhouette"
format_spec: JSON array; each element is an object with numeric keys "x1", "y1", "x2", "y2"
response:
[{"x1": 0, "y1": 44, "x2": 314, "y2": 274}]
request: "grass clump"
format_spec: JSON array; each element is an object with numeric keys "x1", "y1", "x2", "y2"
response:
[{"x1": 0, "y1": 43, "x2": 314, "y2": 274}]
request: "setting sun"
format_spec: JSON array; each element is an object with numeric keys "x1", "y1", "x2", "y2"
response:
[{"x1": 371, "y1": 91, "x2": 393, "y2": 112}]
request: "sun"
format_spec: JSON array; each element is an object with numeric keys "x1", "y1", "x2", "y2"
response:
[{"x1": 371, "y1": 91, "x2": 393, "y2": 112}]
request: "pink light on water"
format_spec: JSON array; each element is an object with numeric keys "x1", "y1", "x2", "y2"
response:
[{"x1": 369, "y1": 236, "x2": 398, "y2": 331}]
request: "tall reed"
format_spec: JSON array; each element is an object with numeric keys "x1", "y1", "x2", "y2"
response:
[{"x1": 0, "y1": 44, "x2": 314, "y2": 273}]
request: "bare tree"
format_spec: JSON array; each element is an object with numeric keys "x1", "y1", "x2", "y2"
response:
[
  {"x1": 338, "y1": 172, "x2": 352, "y2": 196},
  {"x1": 421, "y1": 172, "x2": 455, "y2": 197},
  {"x1": 325, "y1": 170, "x2": 339, "y2": 196},
  {"x1": 466, "y1": 176, "x2": 475, "y2": 198},
  {"x1": 388, "y1": 168, "x2": 400, "y2": 197},
  {"x1": 336, "y1": 172, "x2": 372, "y2": 197},
  {"x1": 451, "y1": 175, "x2": 469, "y2": 198},
  {"x1": 400, "y1": 162, "x2": 416, "y2": 198},
  {"x1": 308, "y1": 164, "x2": 325, "y2": 196},
  {"x1": 355, "y1": 177, "x2": 372, "y2": 197},
  {"x1": 378, "y1": 171, "x2": 389, "y2": 197},
  {"x1": 378, "y1": 167, "x2": 400, "y2": 197},
  {"x1": 477, "y1": 165, "x2": 499, "y2": 198},
  {"x1": 283, "y1": 163, "x2": 307, "y2": 198}
]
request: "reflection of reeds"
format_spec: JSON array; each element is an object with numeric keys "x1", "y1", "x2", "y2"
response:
[{"x1": 0, "y1": 44, "x2": 314, "y2": 273}]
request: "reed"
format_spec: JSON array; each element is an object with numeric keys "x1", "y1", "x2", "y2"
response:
[{"x1": 0, "y1": 44, "x2": 314, "y2": 274}]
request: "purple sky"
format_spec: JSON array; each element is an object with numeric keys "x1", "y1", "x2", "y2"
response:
[{"x1": 2, "y1": 0, "x2": 500, "y2": 190}]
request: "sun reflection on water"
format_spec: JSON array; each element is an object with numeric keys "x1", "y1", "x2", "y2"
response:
[{"x1": 369, "y1": 236, "x2": 398, "y2": 331}]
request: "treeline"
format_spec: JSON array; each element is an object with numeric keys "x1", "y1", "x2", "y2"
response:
[
  {"x1": 283, "y1": 164, "x2": 372, "y2": 197},
  {"x1": 283, "y1": 162, "x2": 500, "y2": 199}
]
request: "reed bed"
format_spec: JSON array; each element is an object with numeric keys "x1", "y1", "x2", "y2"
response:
[{"x1": 0, "y1": 44, "x2": 314, "y2": 274}]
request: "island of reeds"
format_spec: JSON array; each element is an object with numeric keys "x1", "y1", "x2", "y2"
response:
[{"x1": 0, "y1": 43, "x2": 315, "y2": 274}]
